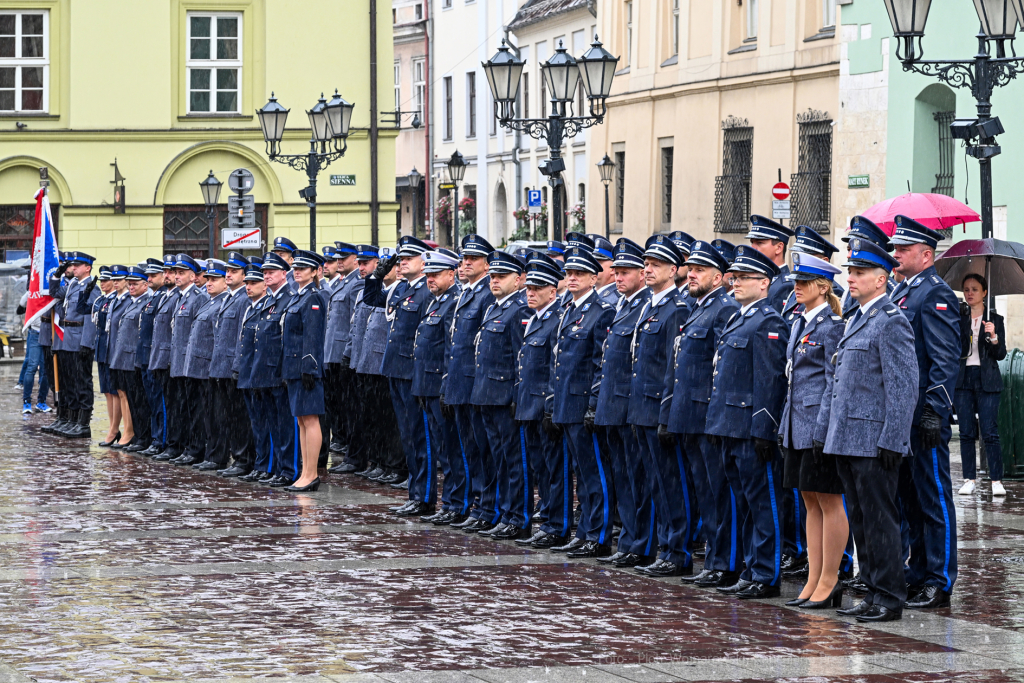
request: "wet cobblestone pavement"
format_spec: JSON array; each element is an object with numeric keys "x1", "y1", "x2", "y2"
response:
[{"x1": 3, "y1": 374, "x2": 1024, "y2": 682}]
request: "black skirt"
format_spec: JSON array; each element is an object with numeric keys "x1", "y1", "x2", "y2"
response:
[{"x1": 783, "y1": 447, "x2": 844, "y2": 495}]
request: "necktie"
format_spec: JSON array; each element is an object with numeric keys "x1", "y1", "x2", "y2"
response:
[
  {"x1": 793, "y1": 315, "x2": 806, "y2": 342},
  {"x1": 846, "y1": 308, "x2": 863, "y2": 333}
]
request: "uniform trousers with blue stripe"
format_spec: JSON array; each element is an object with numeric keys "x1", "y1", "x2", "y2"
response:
[
  {"x1": 899, "y1": 420, "x2": 957, "y2": 592},
  {"x1": 245, "y1": 390, "x2": 273, "y2": 473},
  {"x1": 140, "y1": 367, "x2": 165, "y2": 448},
  {"x1": 480, "y1": 406, "x2": 531, "y2": 528},
  {"x1": 563, "y1": 423, "x2": 614, "y2": 545},
  {"x1": 684, "y1": 434, "x2": 738, "y2": 573},
  {"x1": 523, "y1": 421, "x2": 571, "y2": 537},
  {"x1": 455, "y1": 404, "x2": 499, "y2": 523},
  {"x1": 636, "y1": 426, "x2": 695, "y2": 567},
  {"x1": 721, "y1": 436, "x2": 783, "y2": 586},
  {"x1": 426, "y1": 397, "x2": 466, "y2": 512},
  {"x1": 607, "y1": 426, "x2": 655, "y2": 557},
  {"x1": 260, "y1": 385, "x2": 297, "y2": 482},
  {"x1": 389, "y1": 378, "x2": 430, "y2": 504}
]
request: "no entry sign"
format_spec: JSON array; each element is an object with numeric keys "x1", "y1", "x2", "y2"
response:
[{"x1": 772, "y1": 182, "x2": 790, "y2": 200}]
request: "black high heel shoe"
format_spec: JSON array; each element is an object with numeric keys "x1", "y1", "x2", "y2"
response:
[
  {"x1": 785, "y1": 597, "x2": 809, "y2": 607},
  {"x1": 283, "y1": 478, "x2": 321, "y2": 493},
  {"x1": 98, "y1": 432, "x2": 121, "y2": 448},
  {"x1": 800, "y1": 584, "x2": 843, "y2": 609}
]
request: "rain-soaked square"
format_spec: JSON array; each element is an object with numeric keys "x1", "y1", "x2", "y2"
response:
[{"x1": 1, "y1": 370, "x2": 1024, "y2": 683}]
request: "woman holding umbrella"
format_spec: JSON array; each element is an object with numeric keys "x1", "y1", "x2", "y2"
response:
[{"x1": 956, "y1": 273, "x2": 1007, "y2": 496}]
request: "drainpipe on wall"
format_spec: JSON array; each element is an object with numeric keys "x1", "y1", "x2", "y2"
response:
[
  {"x1": 370, "y1": 0, "x2": 380, "y2": 245},
  {"x1": 504, "y1": 27, "x2": 522, "y2": 229},
  {"x1": 426, "y1": 0, "x2": 434, "y2": 241}
]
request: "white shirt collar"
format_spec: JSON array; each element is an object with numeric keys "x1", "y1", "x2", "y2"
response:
[
  {"x1": 495, "y1": 290, "x2": 518, "y2": 307},
  {"x1": 407, "y1": 275, "x2": 425, "y2": 287},
  {"x1": 570, "y1": 288, "x2": 595, "y2": 307},
  {"x1": 856, "y1": 292, "x2": 887, "y2": 315},
  {"x1": 697, "y1": 285, "x2": 724, "y2": 307},
  {"x1": 534, "y1": 299, "x2": 557, "y2": 320},
  {"x1": 623, "y1": 286, "x2": 647, "y2": 304},
  {"x1": 802, "y1": 302, "x2": 831, "y2": 324},
  {"x1": 739, "y1": 295, "x2": 768, "y2": 316},
  {"x1": 179, "y1": 282, "x2": 194, "y2": 295},
  {"x1": 649, "y1": 285, "x2": 673, "y2": 308}
]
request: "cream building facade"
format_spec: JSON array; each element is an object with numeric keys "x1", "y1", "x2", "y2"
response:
[
  {"x1": 0, "y1": 0, "x2": 396, "y2": 265},
  {"x1": 590, "y1": 0, "x2": 841, "y2": 246}
]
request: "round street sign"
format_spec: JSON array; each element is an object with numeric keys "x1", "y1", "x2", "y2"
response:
[
  {"x1": 772, "y1": 182, "x2": 790, "y2": 201},
  {"x1": 228, "y1": 168, "x2": 255, "y2": 194}
]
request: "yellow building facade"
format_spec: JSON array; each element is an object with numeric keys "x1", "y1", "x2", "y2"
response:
[{"x1": 0, "y1": 0, "x2": 396, "y2": 264}]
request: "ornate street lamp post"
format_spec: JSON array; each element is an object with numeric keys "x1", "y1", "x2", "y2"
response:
[
  {"x1": 408, "y1": 167, "x2": 422, "y2": 238},
  {"x1": 597, "y1": 154, "x2": 615, "y2": 239},
  {"x1": 447, "y1": 151, "x2": 466, "y2": 246},
  {"x1": 199, "y1": 170, "x2": 222, "y2": 258}
]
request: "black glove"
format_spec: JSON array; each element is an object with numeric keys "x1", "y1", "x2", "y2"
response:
[
  {"x1": 920, "y1": 404, "x2": 943, "y2": 450},
  {"x1": 753, "y1": 437, "x2": 776, "y2": 463},
  {"x1": 878, "y1": 447, "x2": 902, "y2": 471},
  {"x1": 583, "y1": 408, "x2": 597, "y2": 433},
  {"x1": 82, "y1": 276, "x2": 97, "y2": 298},
  {"x1": 55, "y1": 262, "x2": 70, "y2": 278},
  {"x1": 416, "y1": 395, "x2": 428, "y2": 410},
  {"x1": 79, "y1": 347, "x2": 91, "y2": 359},
  {"x1": 301, "y1": 373, "x2": 316, "y2": 391},
  {"x1": 658, "y1": 424, "x2": 676, "y2": 449},
  {"x1": 812, "y1": 439, "x2": 826, "y2": 465},
  {"x1": 16, "y1": 304, "x2": 25, "y2": 315},
  {"x1": 372, "y1": 254, "x2": 399, "y2": 280},
  {"x1": 542, "y1": 413, "x2": 561, "y2": 439},
  {"x1": 439, "y1": 394, "x2": 455, "y2": 421},
  {"x1": 509, "y1": 402, "x2": 517, "y2": 419},
  {"x1": 231, "y1": 371, "x2": 239, "y2": 382}
]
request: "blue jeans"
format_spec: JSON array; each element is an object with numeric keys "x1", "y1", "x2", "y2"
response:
[
  {"x1": 21, "y1": 330, "x2": 48, "y2": 404},
  {"x1": 955, "y1": 367, "x2": 1003, "y2": 481}
]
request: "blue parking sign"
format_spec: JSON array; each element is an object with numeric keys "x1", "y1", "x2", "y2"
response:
[{"x1": 528, "y1": 189, "x2": 542, "y2": 214}]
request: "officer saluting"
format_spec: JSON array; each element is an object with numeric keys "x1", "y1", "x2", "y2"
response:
[
  {"x1": 323, "y1": 242, "x2": 364, "y2": 473},
  {"x1": 49, "y1": 252, "x2": 100, "y2": 438},
  {"x1": 708, "y1": 245, "x2": 789, "y2": 599},
  {"x1": 745, "y1": 215, "x2": 795, "y2": 313},
  {"x1": 824, "y1": 238, "x2": 917, "y2": 622},
  {"x1": 889, "y1": 215, "x2": 962, "y2": 610}
]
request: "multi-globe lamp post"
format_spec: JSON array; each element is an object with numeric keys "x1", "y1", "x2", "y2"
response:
[
  {"x1": 255, "y1": 90, "x2": 355, "y2": 250},
  {"x1": 482, "y1": 36, "x2": 619, "y2": 241},
  {"x1": 882, "y1": 0, "x2": 1024, "y2": 239}
]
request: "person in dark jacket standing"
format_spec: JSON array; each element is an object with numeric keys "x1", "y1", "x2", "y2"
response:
[
  {"x1": 955, "y1": 273, "x2": 1008, "y2": 497},
  {"x1": 236, "y1": 265, "x2": 274, "y2": 483},
  {"x1": 323, "y1": 242, "x2": 364, "y2": 472},
  {"x1": 890, "y1": 215, "x2": 962, "y2": 609},
  {"x1": 137, "y1": 258, "x2": 172, "y2": 455},
  {"x1": 778, "y1": 253, "x2": 847, "y2": 609},
  {"x1": 745, "y1": 216, "x2": 795, "y2": 313},
  {"x1": 167, "y1": 254, "x2": 211, "y2": 466},
  {"x1": 149, "y1": 255, "x2": 184, "y2": 461},
  {"x1": 93, "y1": 268, "x2": 120, "y2": 447},
  {"x1": 110, "y1": 267, "x2": 153, "y2": 451},
  {"x1": 105, "y1": 266, "x2": 133, "y2": 447},
  {"x1": 184, "y1": 259, "x2": 229, "y2": 470}
]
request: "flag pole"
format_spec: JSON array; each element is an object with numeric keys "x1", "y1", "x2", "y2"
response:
[{"x1": 40, "y1": 171, "x2": 58, "y2": 408}]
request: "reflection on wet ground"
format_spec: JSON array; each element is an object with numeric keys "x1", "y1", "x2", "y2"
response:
[{"x1": 1, "y1": 373, "x2": 1024, "y2": 682}]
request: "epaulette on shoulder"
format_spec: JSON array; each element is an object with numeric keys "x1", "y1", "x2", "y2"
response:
[
  {"x1": 831, "y1": 314, "x2": 842, "y2": 321},
  {"x1": 675, "y1": 298, "x2": 687, "y2": 307},
  {"x1": 931, "y1": 275, "x2": 941, "y2": 284},
  {"x1": 598, "y1": 300, "x2": 612, "y2": 309},
  {"x1": 884, "y1": 304, "x2": 899, "y2": 316}
]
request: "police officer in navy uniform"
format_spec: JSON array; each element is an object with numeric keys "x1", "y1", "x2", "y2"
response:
[
  {"x1": 664, "y1": 240, "x2": 741, "y2": 588},
  {"x1": 168, "y1": 254, "x2": 211, "y2": 465},
  {"x1": 251, "y1": 253, "x2": 297, "y2": 487},
  {"x1": 444, "y1": 235, "x2": 498, "y2": 531},
  {"x1": 546, "y1": 245, "x2": 616, "y2": 557},
  {"x1": 781, "y1": 226, "x2": 845, "y2": 325},
  {"x1": 472, "y1": 250, "x2": 532, "y2": 540},
  {"x1": 272, "y1": 236, "x2": 299, "y2": 288},
  {"x1": 840, "y1": 216, "x2": 896, "y2": 318},
  {"x1": 586, "y1": 234, "x2": 620, "y2": 307},
  {"x1": 149, "y1": 257, "x2": 185, "y2": 460},
  {"x1": 745, "y1": 215, "x2": 795, "y2": 313},
  {"x1": 546, "y1": 240, "x2": 572, "y2": 307},
  {"x1": 825, "y1": 238, "x2": 918, "y2": 623},
  {"x1": 413, "y1": 249, "x2": 467, "y2": 525},
  {"x1": 94, "y1": 267, "x2": 120, "y2": 447},
  {"x1": 185, "y1": 259, "x2": 230, "y2": 470},
  {"x1": 364, "y1": 236, "x2": 436, "y2": 516},
  {"x1": 324, "y1": 241, "x2": 365, "y2": 473},
  {"x1": 708, "y1": 245, "x2": 790, "y2": 599},
  {"x1": 889, "y1": 214, "x2": 962, "y2": 609},
  {"x1": 110, "y1": 266, "x2": 153, "y2": 451},
  {"x1": 236, "y1": 265, "x2": 274, "y2": 483},
  {"x1": 668, "y1": 231, "x2": 695, "y2": 295},
  {"x1": 514, "y1": 254, "x2": 569, "y2": 549},
  {"x1": 593, "y1": 238, "x2": 653, "y2": 566},
  {"x1": 631, "y1": 235, "x2": 695, "y2": 576},
  {"x1": 711, "y1": 239, "x2": 738, "y2": 294},
  {"x1": 211, "y1": 253, "x2": 255, "y2": 476},
  {"x1": 49, "y1": 252, "x2": 101, "y2": 438},
  {"x1": 137, "y1": 258, "x2": 172, "y2": 455},
  {"x1": 104, "y1": 266, "x2": 132, "y2": 446}
]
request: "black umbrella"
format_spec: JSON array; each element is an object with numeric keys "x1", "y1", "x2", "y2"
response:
[{"x1": 935, "y1": 238, "x2": 1024, "y2": 333}]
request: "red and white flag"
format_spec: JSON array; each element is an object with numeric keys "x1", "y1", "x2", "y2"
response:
[{"x1": 23, "y1": 187, "x2": 62, "y2": 339}]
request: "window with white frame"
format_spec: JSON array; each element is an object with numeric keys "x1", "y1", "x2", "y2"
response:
[
  {"x1": 187, "y1": 13, "x2": 242, "y2": 114},
  {"x1": 746, "y1": 0, "x2": 758, "y2": 40},
  {"x1": 467, "y1": 71, "x2": 476, "y2": 138},
  {"x1": 0, "y1": 11, "x2": 48, "y2": 113},
  {"x1": 822, "y1": 0, "x2": 836, "y2": 28},
  {"x1": 413, "y1": 58, "x2": 425, "y2": 117},
  {"x1": 394, "y1": 61, "x2": 401, "y2": 114},
  {"x1": 672, "y1": 0, "x2": 680, "y2": 55},
  {"x1": 626, "y1": 2, "x2": 633, "y2": 66},
  {"x1": 443, "y1": 76, "x2": 453, "y2": 140}
]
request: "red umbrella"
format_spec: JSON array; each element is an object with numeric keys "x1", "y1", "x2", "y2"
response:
[{"x1": 860, "y1": 193, "x2": 980, "y2": 236}]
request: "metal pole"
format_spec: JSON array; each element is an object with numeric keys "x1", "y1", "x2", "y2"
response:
[
  {"x1": 452, "y1": 186, "x2": 459, "y2": 247},
  {"x1": 207, "y1": 208, "x2": 216, "y2": 259},
  {"x1": 604, "y1": 183, "x2": 610, "y2": 238},
  {"x1": 308, "y1": 146, "x2": 319, "y2": 251},
  {"x1": 369, "y1": 0, "x2": 380, "y2": 246}
]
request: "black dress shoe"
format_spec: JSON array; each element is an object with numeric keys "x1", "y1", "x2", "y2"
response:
[
  {"x1": 440, "y1": 512, "x2": 468, "y2": 526},
  {"x1": 552, "y1": 537, "x2": 587, "y2": 553},
  {"x1": 429, "y1": 510, "x2": 456, "y2": 525},
  {"x1": 736, "y1": 582, "x2": 781, "y2": 599},
  {"x1": 329, "y1": 441, "x2": 346, "y2": 453},
  {"x1": 843, "y1": 574, "x2": 870, "y2": 594},
  {"x1": 612, "y1": 553, "x2": 647, "y2": 568},
  {"x1": 390, "y1": 477, "x2": 410, "y2": 489},
  {"x1": 355, "y1": 465, "x2": 377, "y2": 478},
  {"x1": 531, "y1": 510, "x2": 543, "y2": 523},
  {"x1": 238, "y1": 470, "x2": 264, "y2": 482},
  {"x1": 786, "y1": 597, "x2": 809, "y2": 607},
  {"x1": 171, "y1": 454, "x2": 199, "y2": 466},
  {"x1": 597, "y1": 551, "x2": 628, "y2": 564},
  {"x1": 906, "y1": 585, "x2": 951, "y2": 609},
  {"x1": 856, "y1": 605, "x2": 902, "y2": 622},
  {"x1": 634, "y1": 559, "x2": 665, "y2": 574},
  {"x1": 836, "y1": 600, "x2": 874, "y2": 617},
  {"x1": 283, "y1": 478, "x2": 321, "y2": 492},
  {"x1": 800, "y1": 584, "x2": 843, "y2": 609},
  {"x1": 479, "y1": 523, "x2": 509, "y2": 537},
  {"x1": 517, "y1": 530, "x2": 550, "y2": 546},
  {"x1": 396, "y1": 502, "x2": 434, "y2": 517},
  {"x1": 781, "y1": 554, "x2": 809, "y2": 578},
  {"x1": 419, "y1": 510, "x2": 445, "y2": 523},
  {"x1": 269, "y1": 477, "x2": 292, "y2": 488},
  {"x1": 682, "y1": 568, "x2": 716, "y2": 584},
  {"x1": 532, "y1": 533, "x2": 570, "y2": 549},
  {"x1": 379, "y1": 472, "x2": 403, "y2": 485},
  {"x1": 258, "y1": 472, "x2": 277, "y2": 483},
  {"x1": 219, "y1": 466, "x2": 249, "y2": 478},
  {"x1": 390, "y1": 500, "x2": 417, "y2": 513},
  {"x1": 567, "y1": 540, "x2": 611, "y2": 558},
  {"x1": 462, "y1": 519, "x2": 492, "y2": 533},
  {"x1": 327, "y1": 462, "x2": 359, "y2": 474},
  {"x1": 152, "y1": 450, "x2": 178, "y2": 462},
  {"x1": 692, "y1": 570, "x2": 724, "y2": 587},
  {"x1": 717, "y1": 578, "x2": 754, "y2": 594},
  {"x1": 363, "y1": 466, "x2": 385, "y2": 480},
  {"x1": 493, "y1": 524, "x2": 532, "y2": 540},
  {"x1": 98, "y1": 434, "x2": 120, "y2": 447},
  {"x1": 451, "y1": 516, "x2": 480, "y2": 529},
  {"x1": 640, "y1": 560, "x2": 691, "y2": 577},
  {"x1": 140, "y1": 445, "x2": 163, "y2": 456},
  {"x1": 125, "y1": 443, "x2": 147, "y2": 452},
  {"x1": 195, "y1": 461, "x2": 221, "y2": 471}
]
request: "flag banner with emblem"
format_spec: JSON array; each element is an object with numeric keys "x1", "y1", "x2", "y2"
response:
[{"x1": 23, "y1": 187, "x2": 61, "y2": 337}]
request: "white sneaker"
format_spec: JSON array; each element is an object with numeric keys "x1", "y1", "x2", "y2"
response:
[
  {"x1": 958, "y1": 479, "x2": 976, "y2": 495},
  {"x1": 992, "y1": 481, "x2": 1007, "y2": 497}
]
